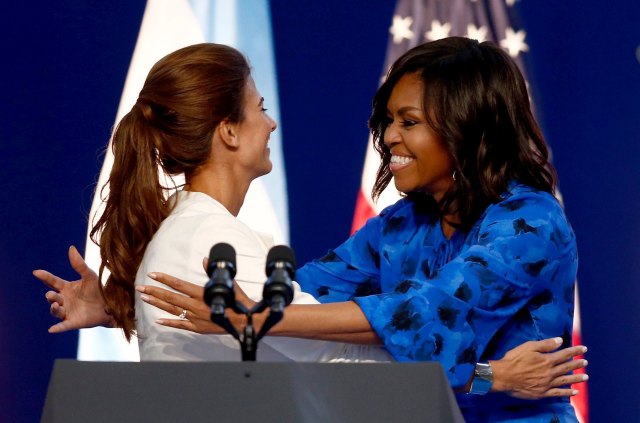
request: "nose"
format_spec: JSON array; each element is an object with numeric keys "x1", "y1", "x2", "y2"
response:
[
  {"x1": 269, "y1": 115, "x2": 277, "y2": 132},
  {"x1": 383, "y1": 121, "x2": 400, "y2": 148}
]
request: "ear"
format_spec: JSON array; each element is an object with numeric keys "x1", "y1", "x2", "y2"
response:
[{"x1": 217, "y1": 119, "x2": 239, "y2": 148}]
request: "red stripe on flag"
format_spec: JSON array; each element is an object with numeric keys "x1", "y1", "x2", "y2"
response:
[
  {"x1": 351, "y1": 189, "x2": 377, "y2": 235},
  {"x1": 571, "y1": 329, "x2": 589, "y2": 423}
]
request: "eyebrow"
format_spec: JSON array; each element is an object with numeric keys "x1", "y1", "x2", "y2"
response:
[
  {"x1": 397, "y1": 106, "x2": 422, "y2": 114},
  {"x1": 387, "y1": 106, "x2": 422, "y2": 115},
  {"x1": 258, "y1": 97, "x2": 264, "y2": 106}
]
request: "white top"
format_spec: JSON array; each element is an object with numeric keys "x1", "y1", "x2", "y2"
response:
[{"x1": 135, "y1": 191, "x2": 392, "y2": 362}]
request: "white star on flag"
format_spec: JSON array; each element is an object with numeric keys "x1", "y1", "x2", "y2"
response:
[
  {"x1": 425, "y1": 20, "x2": 452, "y2": 41},
  {"x1": 466, "y1": 24, "x2": 488, "y2": 43},
  {"x1": 500, "y1": 27, "x2": 529, "y2": 57},
  {"x1": 390, "y1": 15, "x2": 415, "y2": 44}
]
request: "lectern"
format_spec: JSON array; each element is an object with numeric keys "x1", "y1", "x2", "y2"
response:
[{"x1": 42, "y1": 360, "x2": 464, "y2": 423}]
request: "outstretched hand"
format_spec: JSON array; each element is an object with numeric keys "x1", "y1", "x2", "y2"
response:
[
  {"x1": 33, "y1": 245, "x2": 114, "y2": 332},
  {"x1": 136, "y1": 272, "x2": 221, "y2": 334},
  {"x1": 491, "y1": 337, "x2": 588, "y2": 399}
]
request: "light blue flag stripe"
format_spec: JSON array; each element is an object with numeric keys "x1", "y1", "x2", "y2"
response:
[{"x1": 190, "y1": 0, "x2": 289, "y2": 242}]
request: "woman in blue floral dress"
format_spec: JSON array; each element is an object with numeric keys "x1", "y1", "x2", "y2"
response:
[{"x1": 289, "y1": 37, "x2": 579, "y2": 421}]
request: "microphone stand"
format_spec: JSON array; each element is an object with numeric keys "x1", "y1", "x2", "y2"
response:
[{"x1": 209, "y1": 300, "x2": 285, "y2": 362}]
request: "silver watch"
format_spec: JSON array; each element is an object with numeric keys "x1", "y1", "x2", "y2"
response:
[{"x1": 469, "y1": 362, "x2": 493, "y2": 395}]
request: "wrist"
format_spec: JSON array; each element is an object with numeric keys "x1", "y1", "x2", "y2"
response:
[
  {"x1": 469, "y1": 362, "x2": 494, "y2": 395},
  {"x1": 487, "y1": 359, "x2": 509, "y2": 393},
  {"x1": 103, "y1": 308, "x2": 117, "y2": 328}
]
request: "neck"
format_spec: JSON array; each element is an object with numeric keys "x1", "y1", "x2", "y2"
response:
[
  {"x1": 439, "y1": 209, "x2": 461, "y2": 240},
  {"x1": 185, "y1": 164, "x2": 251, "y2": 216}
]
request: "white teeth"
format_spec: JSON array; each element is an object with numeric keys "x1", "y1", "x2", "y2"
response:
[{"x1": 391, "y1": 155, "x2": 414, "y2": 165}]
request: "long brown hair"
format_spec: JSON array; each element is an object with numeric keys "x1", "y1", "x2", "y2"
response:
[
  {"x1": 90, "y1": 43, "x2": 250, "y2": 339},
  {"x1": 369, "y1": 37, "x2": 556, "y2": 230}
]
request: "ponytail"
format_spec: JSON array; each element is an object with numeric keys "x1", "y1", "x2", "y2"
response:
[{"x1": 91, "y1": 103, "x2": 169, "y2": 340}]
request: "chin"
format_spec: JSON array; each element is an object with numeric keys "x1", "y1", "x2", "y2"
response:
[
  {"x1": 261, "y1": 162, "x2": 273, "y2": 176},
  {"x1": 393, "y1": 180, "x2": 412, "y2": 195}
]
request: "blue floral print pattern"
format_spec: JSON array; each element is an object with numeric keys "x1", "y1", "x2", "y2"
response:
[{"x1": 296, "y1": 183, "x2": 578, "y2": 422}]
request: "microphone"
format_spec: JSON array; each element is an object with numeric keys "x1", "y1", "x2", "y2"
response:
[
  {"x1": 204, "y1": 243, "x2": 237, "y2": 316},
  {"x1": 263, "y1": 245, "x2": 295, "y2": 313}
]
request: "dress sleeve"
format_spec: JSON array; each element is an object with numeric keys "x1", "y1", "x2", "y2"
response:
[
  {"x1": 353, "y1": 190, "x2": 577, "y2": 388},
  {"x1": 296, "y1": 203, "x2": 389, "y2": 303}
]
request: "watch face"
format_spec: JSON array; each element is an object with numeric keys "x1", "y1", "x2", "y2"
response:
[{"x1": 475, "y1": 362, "x2": 493, "y2": 380}]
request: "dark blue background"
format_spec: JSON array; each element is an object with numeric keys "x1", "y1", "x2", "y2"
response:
[{"x1": 2, "y1": 1, "x2": 638, "y2": 421}]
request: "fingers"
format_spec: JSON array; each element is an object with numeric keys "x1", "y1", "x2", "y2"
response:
[
  {"x1": 156, "y1": 316, "x2": 226, "y2": 335},
  {"x1": 539, "y1": 387, "x2": 580, "y2": 398},
  {"x1": 137, "y1": 286, "x2": 192, "y2": 316},
  {"x1": 44, "y1": 290, "x2": 75, "y2": 333},
  {"x1": 538, "y1": 372, "x2": 589, "y2": 397},
  {"x1": 519, "y1": 337, "x2": 565, "y2": 353},
  {"x1": 551, "y1": 358, "x2": 589, "y2": 378},
  {"x1": 49, "y1": 301, "x2": 66, "y2": 320},
  {"x1": 68, "y1": 245, "x2": 97, "y2": 280},
  {"x1": 514, "y1": 376, "x2": 587, "y2": 399},
  {"x1": 48, "y1": 319, "x2": 81, "y2": 333},
  {"x1": 551, "y1": 373, "x2": 589, "y2": 388},
  {"x1": 49, "y1": 321, "x2": 73, "y2": 334},
  {"x1": 45, "y1": 290, "x2": 64, "y2": 306},
  {"x1": 147, "y1": 272, "x2": 204, "y2": 298},
  {"x1": 33, "y1": 269, "x2": 65, "y2": 291},
  {"x1": 156, "y1": 318, "x2": 201, "y2": 333},
  {"x1": 548, "y1": 345, "x2": 588, "y2": 365}
]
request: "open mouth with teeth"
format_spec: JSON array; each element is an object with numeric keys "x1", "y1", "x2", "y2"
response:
[
  {"x1": 391, "y1": 155, "x2": 414, "y2": 164},
  {"x1": 390, "y1": 154, "x2": 415, "y2": 172}
]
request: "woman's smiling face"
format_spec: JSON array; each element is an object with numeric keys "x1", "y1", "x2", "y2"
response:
[{"x1": 383, "y1": 72, "x2": 453, "y2": 201}]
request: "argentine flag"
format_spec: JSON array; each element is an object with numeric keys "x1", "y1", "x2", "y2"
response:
[{"x1": 79, "y1": 0, "x2": 288, "y2": 361}]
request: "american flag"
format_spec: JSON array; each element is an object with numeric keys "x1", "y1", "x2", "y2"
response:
[{"x1": 350, "y1": 1, "x2": 588, "y2": 421}]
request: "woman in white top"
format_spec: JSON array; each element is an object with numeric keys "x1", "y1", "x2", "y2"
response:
[{"x1": 75, "y1": 43, "x2": 386, "y2": 362}]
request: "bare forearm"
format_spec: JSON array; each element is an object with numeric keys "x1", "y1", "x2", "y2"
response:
[{"x1": 267, "y1": 301, "x2": 382, "y2": 345}]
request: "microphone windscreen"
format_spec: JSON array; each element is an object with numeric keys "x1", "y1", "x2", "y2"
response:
[
  {"x1": 208, "y1": 243, "x2": 236, "y2": 277},
  {"x1": 266, "y1": 245, "x2": 296, "y2": 274}
]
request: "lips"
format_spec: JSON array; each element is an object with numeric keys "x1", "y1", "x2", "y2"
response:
[{"x1": 389, "y1": 154, "x2": 414, "y2": 172}]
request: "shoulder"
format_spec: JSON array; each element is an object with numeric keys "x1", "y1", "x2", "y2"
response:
[
  {"x1": 354, "y1": 197, "x2": 426, "y2": 241},
  {"x1": 478, "y1": 183, "x2": 575, "y2": 250},
  {"x1": 495, "y1": 183, "x2": 562, "y2": 212},
  {"x1": 192, "y1": 214, "x2": 267, "y2": 257},
  {"x1": 484, "y1": 184, "x2": 567, "y2": 223},
  {"x1": 156, "y1": 193, "x2": 267, "y2": 258}
]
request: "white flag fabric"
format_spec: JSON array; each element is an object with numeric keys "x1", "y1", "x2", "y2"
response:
[{"x1": 78, "y1": 0, "x2": 287, "y2": 361}]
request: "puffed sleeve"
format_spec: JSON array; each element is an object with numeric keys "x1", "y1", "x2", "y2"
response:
[
  {"x1": 353, "y1": 190, "x2": 577, "y2": 388},
  {"x1": 296, "y1": 200, "x2": 411, "y2": 303}
]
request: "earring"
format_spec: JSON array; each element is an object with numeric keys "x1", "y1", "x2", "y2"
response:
[{"x1": 452, "y1": 170, "x2": 458, "y2": 182}]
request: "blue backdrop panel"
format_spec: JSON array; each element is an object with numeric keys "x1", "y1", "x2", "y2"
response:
[
  {"x1": 1, "y1": 2, "x2": 145, "y2": 421},
  {"x1": 1, "y1": 1, "x2": 638, "y2": 422}
]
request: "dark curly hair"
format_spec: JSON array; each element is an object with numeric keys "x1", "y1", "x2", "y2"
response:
[{"x1": 369, "y1": 36, "x2": 556, "y2": 230}]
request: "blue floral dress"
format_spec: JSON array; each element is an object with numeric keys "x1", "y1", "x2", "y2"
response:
[{"x1": 296, "y1": 183, "x2": 578, "y2": 422}]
